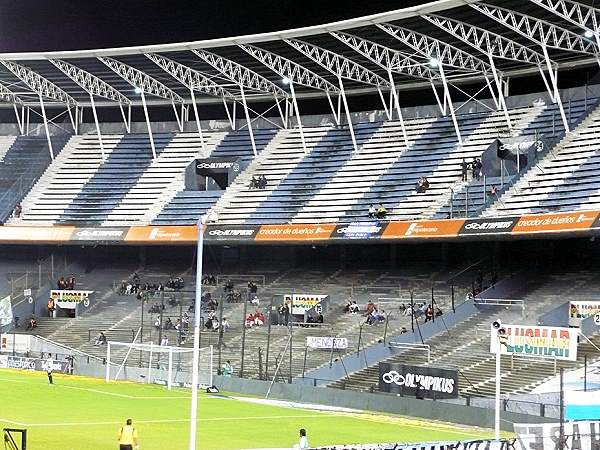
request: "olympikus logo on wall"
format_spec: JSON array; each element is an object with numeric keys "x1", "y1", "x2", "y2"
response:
[
  {"x1": 197, "y1": 162, "x2": 234, "y2": 169},
  {"x1": 205, "y1": 226, "x2": 258, "y2": 239}
]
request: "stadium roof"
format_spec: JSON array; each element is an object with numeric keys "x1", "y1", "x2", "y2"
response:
[{"x1": 0, "y1": 0, "x2": 599, "y2": 108}]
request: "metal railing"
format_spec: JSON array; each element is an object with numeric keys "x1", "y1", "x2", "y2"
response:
[{"x1": 387, "y1": 342, "x2": 431, "y2": 363}]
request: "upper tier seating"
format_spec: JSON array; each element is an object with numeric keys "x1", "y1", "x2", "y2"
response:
[{"x1": 484, "y1": 99, "x2": 600, "y2": 216}]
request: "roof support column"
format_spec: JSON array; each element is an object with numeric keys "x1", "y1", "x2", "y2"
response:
[
  {"x1": 189, "y1": 88, "x2": 208, "y2": 158},
  {"x1": 275, "y1": 97, "x2": 288, "y2": 129},
  {"x1": 541, "y1": 45, "x2": 570, "y2": 132},
  {"x1": 89, "y1": 92, "x2": 105, "y2": 159},
  {"x1": 67, "y1": 106, "x2": 78, "y2": 135},
  {"x1": 38, "y1": 94, "x2": 54, "y2": 160},
  {"x1": 431, "y1": 80, "x2": 447, "y2": 115},
  {"x1": 437, "y1": 62, "x2": 463, "y2": 145},
  {"x1": 377, "y1": 87, "x2": 392, "y2": 120},
  {"x1": 25, "y1": 107, "x2": 30, "y2": 136},
  {"x1": 239, "y1": 84, "x2": 258, "y2": 156},
  {"x1": 326, "y1": 92, "x2": 341, "y2": 125},
  {"x1": 140, "y1": 91, "x2": 157, "y2": 159},
  {"x1": 387, "y1": 69, "x2": 409, "y2": 147},
  {"x1": 13, "y1": 104, "x2": 24, "y2": 135},
  {"x1": 338, "y1": 77, "x2": 358, "y2": 152},
  {"x1": 488, "y1": 54, "x2": 512, "y2": 130},
  {"x1": 172, "y1": 100, "x2": 184, "y2": 132},
  {"x1": 119, "y1": 103, "x2": 131, "y2": 133},
  {"x1": 289, "y1": 81, "x2": 307, "y2": 153}
]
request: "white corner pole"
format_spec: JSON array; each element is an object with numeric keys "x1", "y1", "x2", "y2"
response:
[
  {"x1": 388, "y1": 69, "x2": 409, "y2": 147},
  {"x1": 147, "y1": 342, "x2": 153, "y2": 384},
  {"x1": 38, "y1": 94, "x2": 55, "y2": 160},
  {"x1": 338, "y1": 77, "x2": 358, "y2": 152},
  {"x1": 189, "y1": 215, "x2": 206, "y2": 450},
  {"x1": 239, "y1": 84, "x2": 258, "y2": 156},
  {"x1": 89, "y1": 92, "x2": 105, "y2": 159},
  {"x1": 140, "y1": 91, "x2": 157, "y2": 159},
  {"x1": 168, "y1": 347, "x2": 173, "y2": 391},
  {"x1": 105, "y1": 343, "x2": 111, "y2": 382},
  {"x1": 495, "y1": 338, "x2": 501, "y2": 440},
  {"x1": 190, "y1": 88, "x2": 208, "y2": 158},
  {"x1": 289, "y1": 82, "x2": 307, "y2": 153}
]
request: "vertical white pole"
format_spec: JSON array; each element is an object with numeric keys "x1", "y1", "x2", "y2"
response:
[
  {"x1": 106, "y1": 343, "x2": 111, "y2": 383},
  {"x1": 13, "y1": 104, "x2": 24, "y2": 135},
  {"x1": 495, "y1": 343, "x2": 501, "y2": 440},
  {"x1": 148, "y1": 342, "x2": 153, "y2": 384},
  {"x1": 542, "y1": 45, "x2": 569, "y2": 133},
  {"x1": 240, "y1": 84, "x2": 258, "y2": 157},
  {"x1": 39, "y1": 94, "x2": 55, "y2": 160},
  {"x1": 326, "y1": 92, "x2": 340, "y2": 125},
  {"x1": 89, "y1": 92, "x2": 105, "y2": 159},
  {"x1": 190, "y1": 216, "x2": 206, "y2": 450},
  {"x1": 168, "y1": 347, "x2": 173, "y2": 391},
  {"x1": 190, "y1": 88, "x2": 207, "y2": 158},
  {"x1": 289, "y1": 82, "x2": 307, "y2": 154},
  {"x1": 388, "y1": 69, "x2": 409, "y2": 147},
  {"x1": 141, "y1": 91, "x2": 157, "y2": 159},
  {"x1": 488, "y1": 55, "x2": 512, "y2": 131},
  {"x1": 437, "y1": 63, "x2": 463, "y2": 145},
  {"x1": 209, "y1": 345, "x2": 213, "y2": 387}
]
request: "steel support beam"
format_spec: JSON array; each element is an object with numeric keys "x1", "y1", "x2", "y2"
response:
[
  {"x1": 140, "y1": 91, "x2": 157, "y2": 159},
  {"x1": 89, "y1": 92, "x2": 105, "y2": 159},
  {"x1": 189, "y1": 88, "x2": 208, "y2": 157},
  {"x1": 239, "y1": 84, "x2": 258, "y2": 156},
  {"x1": 38, "y1": 94, "x2": 54, "y2": 160}
]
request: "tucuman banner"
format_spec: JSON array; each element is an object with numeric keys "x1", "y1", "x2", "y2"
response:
[
  {"x1": 569, "y1": 301, "x2": 600, "y2": 327},
  {"x1": 514, "y1": 421, "x2": 600, "y2": 450},
  {"x1": 490, "y1": 324, "x2": 578, "y2": 361}
]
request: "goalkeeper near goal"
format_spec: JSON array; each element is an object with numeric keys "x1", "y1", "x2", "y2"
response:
[{"x1": 117, "y1": 418, "x2": 139, "y2": 450}]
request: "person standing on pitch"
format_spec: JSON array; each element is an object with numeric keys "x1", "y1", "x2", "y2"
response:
[
  {"x1": 297, "y1": 428, "x2": 309, "y2": 449},
  {"x1": 46, "y1": 353, "x2": 54, "y2": 384},
  {"x1": 117, "y1": 418, "x2": 139, "y2": 450}
]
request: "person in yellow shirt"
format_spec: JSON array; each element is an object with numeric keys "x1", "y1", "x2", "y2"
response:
[{"x1": 117, "y1": 418, "x2": 139, "y2": 450}]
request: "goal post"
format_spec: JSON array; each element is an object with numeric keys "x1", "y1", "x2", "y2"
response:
[
  {"x1": 105, "y1": 341, "x2": 213, "y2": 390},
  {"x1": 3, "y1": 428, "x2": 27, "y2": 450}
]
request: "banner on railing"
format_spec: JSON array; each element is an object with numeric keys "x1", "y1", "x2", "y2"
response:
[
  {"x1": 50, "y1": 290, "x2": 94, "y2": 309},
  {"x1": 0, "y1": 334, "x2": 30, "y2": 353},
  {"x1": 378, "y1": 362, "x2": 459, "y2": 399},
  {"x1": 569, "y1": 301, "x2": 600, "y2": 327},
  {"x1": 514, "y1": 421, "x2": 600, "y2": 450},
  {"x1": 0, "y1": 355, "x2": 70, "y2": 373},
  {"x1": 285, "y1": 294, "x2": 328, "y2": 315},
  {"x1": 489, "y1": 324, "x2": 578, "y2": 361},
  {"x1": 306, "y1": 336, "x2": 348, "y2": 350}
]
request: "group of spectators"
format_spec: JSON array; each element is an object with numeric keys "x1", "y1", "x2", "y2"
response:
[
  {"x1": 57, "y1": 275, "x2": 76, "y2": 290},
  {"x1": 12, "y1": 203, "x2": 22, "y2": 218},
  {"x1": 344, "y1": 300, "x2": 386, "y2": 325},
  {"x1": 201, "y1": 274, "x2": 217, "y2": 285},
  {"x1": 205, "y1": 311, "x2": 230, "y2": 332},
  {"x1": 461, "y1": 157, "x2": 484, "y2": 182},
  {"x1": 245, "y1": 310, "x2": 265, "y2": 328},
  {"x1": 250, "y1": 175, "x2": 268, "y2": 189},
  {"x1": 367, "y1": 203, "x2": 387, "y2": 219},
  {"x1": 400, "y1": 302, "x2": 442, "y2": 322}
]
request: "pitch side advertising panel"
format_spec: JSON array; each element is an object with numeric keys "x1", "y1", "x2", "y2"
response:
[
  {"x1": 382, "y1": 219, "x2": 464, "y2": 239},
  {"x1": 378, "y1": 362, "x2": 459, "y2": 399},
  {"x1": 332, "y1": 221, "x2": 385, "y2": 240},
  {"x1": 514, "y1": 421, "x2": 600, "y2": 450},
  {"x1": 255, "y1": 224, "x2": 335, "y2": 241},
  {"x1": 0, "y1": 355, "x2": 70, "y2": 373},
  {"x1": 204, "y1": 225, "x2": 259, "y2": 241},
  {"x1": 512, "y1": 211, "x2": 599, "y2": 234},
  {"x1": 458, "y1": 217, "x2": 518, "y2": 235},
  {"x1": 71, "y1": 227, "x2": 128, "y2": 243},
  {"x1": 490, "y1": 324, "x2": 578, "y2": 361},
  {"x1": 569, "y1": 301, "x2": 600, "y2": 327}
]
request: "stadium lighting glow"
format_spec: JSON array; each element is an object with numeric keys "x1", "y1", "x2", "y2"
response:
[
  {"x1": 584, "y1": 30, "x2": 594, "y2": 38},
  {"x1": 429, "y1": 58, "x2": 439, "y2": 68},
  {"x1": 134, "y1": 87, "x2": 142, "y2": 94},
  {"x1": 282, "y1": 77, "x2": 291, "y2": 85}
]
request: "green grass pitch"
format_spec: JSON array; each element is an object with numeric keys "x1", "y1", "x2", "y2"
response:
[{"x1": 0, "y1": 369, "x2": 497, "y2": 449}]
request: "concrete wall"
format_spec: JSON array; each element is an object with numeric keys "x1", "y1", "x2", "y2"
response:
[{"x1": 213, "y1": 375, "x2": 554, "y2": 431}]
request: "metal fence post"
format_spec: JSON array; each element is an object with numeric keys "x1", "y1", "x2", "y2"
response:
[{"x1": 239, "y1": 296, "x2": 249, "y2": 378}]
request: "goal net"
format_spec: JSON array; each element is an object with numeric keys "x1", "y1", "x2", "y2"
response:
[{"x1": 105, "y1": 341, "x2": 213, "y2": 390}]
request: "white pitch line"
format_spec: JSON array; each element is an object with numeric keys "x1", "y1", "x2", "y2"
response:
[
  {"x1": 20, "y1": 414, "x2": 324, "y2": 427},
  {"x1": 0, "y1": 418, "x2": 28, "y2": 427}
]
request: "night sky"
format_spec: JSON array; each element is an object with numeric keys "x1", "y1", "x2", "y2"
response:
[{"x1": 0, "y1": 0, "x2": 424, "y2": 53}]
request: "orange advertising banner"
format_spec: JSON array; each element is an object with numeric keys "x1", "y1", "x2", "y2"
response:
[
  {"x1": 512, "y1": 211, "x2": 599, "y2": 234},
  {"x1": 382, "y1": 219, "x2": 464, "y2": 239},
  {"x1": 0, "y1": 226, "x2": 75, "y2": 242},
  {"x1": 255, "y1": 224, "x2": 336, "y2": 241},
  {"x1": 124, "y1": 225, "x2": 198, "y2": 243}
]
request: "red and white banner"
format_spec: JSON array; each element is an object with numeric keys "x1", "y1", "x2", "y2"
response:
[{"x1": 490, "y1": 324, "x2": 578, "y2": 361}]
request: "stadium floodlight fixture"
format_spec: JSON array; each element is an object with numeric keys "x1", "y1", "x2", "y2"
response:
[
  {"x1": 585, "y1": 29, "x2": 595, "y2": 39},
  {"x1": 134, "y1": 87, "x2": 142, "y2": 94},
  {"x1": 429, "y1": 58, "x2": 440, "y2": 68},
  {"x1": 281, "y1": 76, "x2": 291, "y2": 85}
]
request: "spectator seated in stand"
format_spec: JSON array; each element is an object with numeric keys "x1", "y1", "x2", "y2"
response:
[
  {"x1": 221, "y1": 317, "x2": 230, "y2": 332},
  {"x1": 211, "y1": 318, "x2": 220, "y2": 332},
  {"x1": 251, "y1": 295, "x2": 260, "y2": 307},
  {"x1": 247, "y1": 280, "x2": 258, "y2": 294},
  {"x1": 258, "y1": 175, "x2": 267, "y2": 189},
  {"x1": 250, "y1": 176, "x2": 259, "y2": 189},
  {"x1": 222, "y1": 360, "x2": 233, "y2": 377},
  {"x1": 349, "y1": 301, "x2": 359, "y2": 314},
  {"x1": 343, "y1": 300, "x2": 352, "y2": 313},
  {"x1": 245, "y1": 313, "x2": 255, "y2": 328},
  {"x1": 416, "y1": 176, "x2": 430, "y2": 193},
  {"x1": 435, "y1": 307, "x2": 443, "y2": 317},
  {"x1": 367, "y1": 204, "x2": 376, "y2": 218},
  {"x1": 167, "y1": 276, "x2": 184, "y2": 291},
  {"x1": 94, "y1": 332, "x2": 107, "y2": 346},
  {"x1": 164, "y1": 318, "x2": 174, "y2": 330},
  {"x1": 13, "y1": 203, "x2": 22, "y2": 218},
  {"x1": 27, "y1": 316, "x2": 37, "y2": 330},
  {"x1": 364, "y1": 301, "x2": 376, "y2": 316},
  {"x1": 399, "y1": 326, "x2": 408, "y2": 334},
  {"x1": 488, "y1": 185, "x2": 498, "y2": 197},
  {"x1": 424, "y1": 304, "x2": 434, "y2": 323},
  {"x1": 154, "y1": 317, "x2": 161, "y2": 330},
  {"x1": 376, "y1": 203, "x2": 387, "y2": 219},
  {"x1": 254, "y1": 311, "x2": 265, "y2": 327}
]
